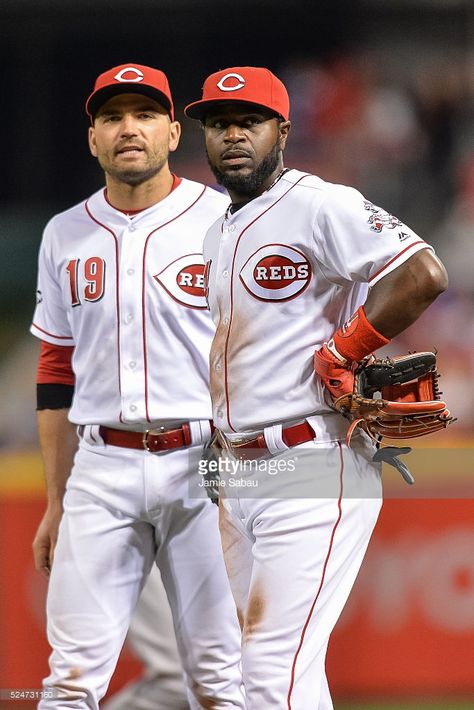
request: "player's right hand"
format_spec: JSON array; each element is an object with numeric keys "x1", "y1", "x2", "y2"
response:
[{"x1": 32, "y1": 504, "x2": 64, "y2": 578}]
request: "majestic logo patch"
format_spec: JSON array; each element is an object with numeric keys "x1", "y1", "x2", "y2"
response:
[
  {"x1": 239, "y1": 244, "x2": 312, "y2": 302},
  {"x1": 364, "y1": 200, "x2": 402, "y2": 233},
  {"x1": 154, "y1": 254, "x2": 207, "y2": 309}
]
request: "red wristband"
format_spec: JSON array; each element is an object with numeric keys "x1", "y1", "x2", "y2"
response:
[{"x1": 331, "y1": 305, "x2": 390, "y2": 362}]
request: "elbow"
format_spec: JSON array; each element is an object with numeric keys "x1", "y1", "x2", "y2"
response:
[
  {"x1": 423, "y1": 254, "x2": 448, "y2": 303},
  {"x1": 407, "y1": 249, "x2": 448, "y2": 306}
]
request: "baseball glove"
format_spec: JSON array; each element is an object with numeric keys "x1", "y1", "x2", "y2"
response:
[{"x1": 333, "y1": 351, "x2": 454, "y2": 443}]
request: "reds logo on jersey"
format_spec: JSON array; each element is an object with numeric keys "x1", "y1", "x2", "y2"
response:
[
  {"x1": 364, "y1": 200, "x2": 402, "y2": 233},
  {"x1": 154, "y1": 254, "x2": 207, "y2": 309},
  {"x1": 239, "y1": 244, "x2": 312, "y2": 302}
]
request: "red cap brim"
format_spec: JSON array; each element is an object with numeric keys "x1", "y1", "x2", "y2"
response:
[{"x1": 86, "y1": 84, "x2": 173, "y2": 121}]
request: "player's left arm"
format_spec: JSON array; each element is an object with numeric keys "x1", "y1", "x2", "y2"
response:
[{"x1": 314, "y1": 248, "x2": 448, "y2": 399}]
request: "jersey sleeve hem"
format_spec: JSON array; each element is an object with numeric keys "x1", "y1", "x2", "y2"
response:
[
  {"x1": 30, "y1": 322, "x2": 75, "y2": 346},
  {"x1": 368, "y1": 241, "x2": 433, "y2": 286}
]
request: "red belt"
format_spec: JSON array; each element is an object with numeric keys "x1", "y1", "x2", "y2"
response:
[
  {"x1": 97, "y1": 424, "x2": 195, "y2": 453},
  {"x1": 219, "y1": 421, "x2": 315, "y2": 460}
]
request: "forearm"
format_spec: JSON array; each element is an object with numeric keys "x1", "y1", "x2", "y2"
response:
[
  {"x1": 37, "y1": 408, "x2": 78, "y2": 505},
  {"x1": 315, "y1": 250, "x2": 448, "y2": 398}
]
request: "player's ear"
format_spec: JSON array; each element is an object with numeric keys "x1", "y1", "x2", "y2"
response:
[
  {"x1": 88, "y1": 126, "x2": 98, "y2": 158},
  {"x1": 168, "y1": 120, "x2": 181, "y2": 153},
  {"x1": 279, "y1": 120, "x2": 291, "y2": 150}
]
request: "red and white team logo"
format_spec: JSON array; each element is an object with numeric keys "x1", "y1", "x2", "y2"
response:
[
  {"x1": 364, "y1": 200, "x2": 402, "y2": 233},
  {"x1": 154, "y1": 254, "x2": 207, "y2": 309},
  {"x1": 239, "y1": 244, "x2": 312, "y2": 302},
  {"x1": 113, "y1": 67, "x2": 144, "y2": 83},
  {"x1": 217, "y1": 72, "x2": 246, "y2": 92}
]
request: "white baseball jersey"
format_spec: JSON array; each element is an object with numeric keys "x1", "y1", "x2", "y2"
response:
[
  {"x1": 204, "y1": 168, "x2": 432, "y2": 434},
  {"x1": 31, "y1": 178, "x2": 228, "y2": 426}
]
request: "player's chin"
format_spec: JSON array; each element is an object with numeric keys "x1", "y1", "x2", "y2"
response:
[
  {"x1": 115, "y1": 167, "x2": 158, "y2": 186},
  {"x1": 219, "y1": 162, "x2": 253, "y2": 176},
  {"x1": 115, "y1": 155, "x2": 147, "y2": 169}
]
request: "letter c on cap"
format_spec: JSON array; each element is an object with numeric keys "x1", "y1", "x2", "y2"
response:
[
  {"x1": 217, "y1": 73, "x2": 245, "y2": 92},
  {"x1": 114, "y1": 67, "x2": 144, "y2": 83}
]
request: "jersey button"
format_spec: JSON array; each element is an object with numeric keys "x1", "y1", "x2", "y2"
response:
[
  {"x1": 127, "y1": 268, "x2": 135, "y2": 276},
  {"x1": 222, "y1": 270, "x2": 229, "y2": 277},
  {"x1": 126, "y1": 314, "x2": 134, "y2": 323},
  {"x1": 130, "y1": 404, "x2": 137, "y2": 412},
  {"x1": 216, "y1": 409, "x2": 224, "y2": 419},
  {"x1": 129, "y1": 361, "x2": 136, "y2": 369},
  {"x1": 229, "y1": 225, "x2": 236, "y2": 232},
  {"x1": 223, "y1": 317, "x2": 229, "y2": 325},
  {"x1": 215, "y1": 363, "x2": 222, "y2": 371},
  {"x1": 129, "y1": 224, "x2": 136, "y2": 232}
]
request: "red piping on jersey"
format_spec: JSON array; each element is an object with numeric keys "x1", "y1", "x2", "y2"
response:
[
  {"x1": 223, "y1": 175, "x2": 310, "y2": 432},
  {"x1": 85, "y1": 200, "x2": 123, "y2": 422},
  {"x1": 287, "y1": 442, "x2": 344, "y2": 709},
  {"x1": 141, "y1": 185, "x2": 207, "y2": 421},
  {"x1": 32, "y1": 323, "x2": 74, "y2": 341},
  {"x1": 369, "y1": 241, "x2": 429, "y2": 283}
]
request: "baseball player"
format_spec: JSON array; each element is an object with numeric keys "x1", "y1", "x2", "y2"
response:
[
  {"x1": 185, "y1": 66, "x2": 448, "y2": 708},
  {"x1": 30, "y1": 63, "x2": 244, "y2": 710}
]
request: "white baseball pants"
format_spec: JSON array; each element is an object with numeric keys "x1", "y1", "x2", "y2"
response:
[
  {"x1": 39, "y1": 437, "x2": 244, "y2": 710},
  {"x1": 218, "y1": 432, "x2": 382, "y2": 709},
  {"x1": 101, "y1": 564, "x2": 189, "y2": 710}
]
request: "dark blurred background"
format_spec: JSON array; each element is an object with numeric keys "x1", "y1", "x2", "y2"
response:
[
  {"x1": 1, "y1": 0, "x2": 473, "y2": 440},
  {"x1": 0, "y1": 1, "x2": 473, "y2": 706}
]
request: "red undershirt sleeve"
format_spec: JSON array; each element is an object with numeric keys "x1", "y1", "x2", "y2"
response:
[
  {"x1": 37, "y1": 341, "x2": 75, "y2": 384},
  {"x1": 37, "y1": 341, "x2": 75, "y2": 410}
]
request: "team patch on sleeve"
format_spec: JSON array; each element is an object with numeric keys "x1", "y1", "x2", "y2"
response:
[
  {"x1": 364, "y1": 200, "x2": 402, "y2": 233},
  {"x1": 154, "y1": 254, "x2": 207, "y2": 309},
  {"x1": 239, "y1": 244, "x2": 312, "y2": 302}
]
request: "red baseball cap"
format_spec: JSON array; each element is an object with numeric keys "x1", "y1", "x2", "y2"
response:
[
  {"x1": 184, "y1": 66, "x2": 290, "y2": 121},
  {"x1": 85, "y1": 63, "x2": 174, "y2": 121}
]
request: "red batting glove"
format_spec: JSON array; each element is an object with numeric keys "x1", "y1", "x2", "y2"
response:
[{"x1": 313, "y1": 342, "x2": 355, "y2": 402}]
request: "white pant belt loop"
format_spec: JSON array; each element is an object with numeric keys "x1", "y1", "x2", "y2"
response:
[
  {"x1": 263, "y1": 423, "x2": 289, "y2": 455},
  {"x1": 79, "y1": 424, "x2": 105, "y2": 447},
  {"x1": 189, "y1": 419, "x2": 212, "y2": 446}
]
